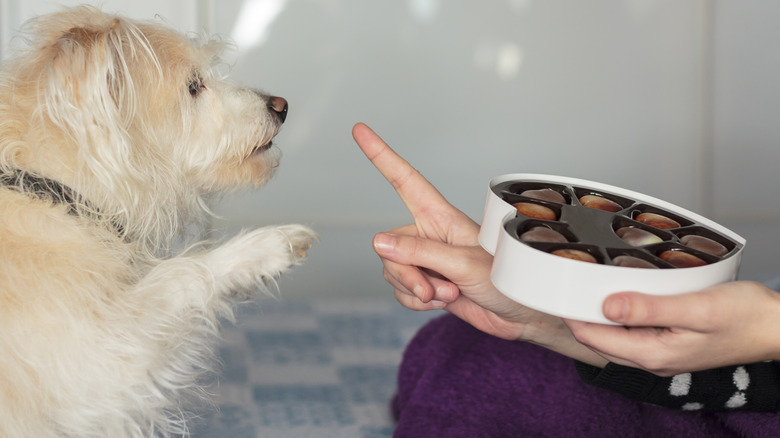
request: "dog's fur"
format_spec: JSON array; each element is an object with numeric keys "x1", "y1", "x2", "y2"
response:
[{"x1": 0, "y1": 6, "x2": 316, "y2": 437}]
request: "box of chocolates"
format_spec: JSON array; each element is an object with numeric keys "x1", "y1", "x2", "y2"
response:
[{"x1": 478, "y1": 174, "x2": 746, "y2": 324}]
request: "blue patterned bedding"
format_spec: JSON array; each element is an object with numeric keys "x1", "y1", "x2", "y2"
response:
[{"x1": 190, "y1": 298, "x2": 440, "y2": 438}]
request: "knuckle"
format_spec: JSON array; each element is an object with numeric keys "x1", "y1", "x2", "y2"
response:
[
  {"x1": 406, "y1": 237, "x2": 422, "y2": 258},
  {"x1": 388, "y1": 166, "x2": 417, "y2": 191},
  {"x1": 569, "y1": 327, "x2": 591, "y2": 346},
  {"x1": 626, "y1": 295, "x2": 653, "y2": 322}
]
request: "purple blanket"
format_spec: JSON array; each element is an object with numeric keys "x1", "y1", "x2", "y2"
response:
[{"x1": 393, "y1": 313, "x2": 780, "y2": 437}]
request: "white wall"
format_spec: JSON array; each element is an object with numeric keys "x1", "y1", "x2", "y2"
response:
[
  {"x1": 2, "y1": 1, "x2": 779, "y2": 298},
  {"x1": 709, "y1": 0, "x2": 780, "y2": 280},
  {"x1": 0, "y1": 0, "x2": 202, "y2": 54},
  {"x1": 210, "y1": 0, "x2": 707, "y2": 222}
]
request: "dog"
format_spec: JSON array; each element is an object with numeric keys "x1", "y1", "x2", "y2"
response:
[{"x1": 0, "y1": 5, "x2": 316, "y2": 437}]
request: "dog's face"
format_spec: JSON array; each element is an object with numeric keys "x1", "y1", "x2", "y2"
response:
[
  {"x1": 138, "y1": 28, "x2": 289, "y2": 191},
  {"x1": 6, "y1": 6, "x2": 286, "y2": 197}
]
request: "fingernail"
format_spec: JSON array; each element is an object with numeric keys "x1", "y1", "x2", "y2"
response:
[
  {"x1": 435, "y1": 285, "x2": 455, "y2": 302},
  {"x1": 430, "y1": 300, "x2": 447, "y2": 309},
  {"x1": 604, "y1": 296, "x2": 628, "y2": 321},
  {"x1": 373, "y1": 233, "x2": 396, "y2": 253},
  {"x1": 412, "y1": 285, "x2": 427, "y2": 301}
]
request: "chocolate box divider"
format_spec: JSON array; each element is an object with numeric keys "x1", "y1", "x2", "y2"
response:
[{"x1": 501, "y1": 181, "x2": 744, "y2": 266}]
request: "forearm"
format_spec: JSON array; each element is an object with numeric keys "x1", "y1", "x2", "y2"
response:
[{"x1": 523, "y1": 316, "x2": 609, "y2": 368}]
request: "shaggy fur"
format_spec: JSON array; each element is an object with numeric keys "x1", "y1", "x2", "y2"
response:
[{"x1": 0, "y1": 6, "x2": 316, "y2": 437}]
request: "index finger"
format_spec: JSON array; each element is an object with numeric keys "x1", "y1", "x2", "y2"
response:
[{"x1": 352, "y1": 122, "x2": 449, "y2": 216}]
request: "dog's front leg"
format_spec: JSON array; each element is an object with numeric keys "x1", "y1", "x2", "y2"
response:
[
  {"x1": 123, "y1": 224, "x2": 316, "y2": 408},
  {"x1": 137, "y1": 224, "x2": 316, "y2": 310},
  {"x1": 201, "y1": 224, "x2": 317, "y2": 300}
]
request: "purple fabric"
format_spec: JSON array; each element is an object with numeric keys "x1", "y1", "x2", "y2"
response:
[{"x1": 392, "y1": 313, "x2": 780, "y2": 438}]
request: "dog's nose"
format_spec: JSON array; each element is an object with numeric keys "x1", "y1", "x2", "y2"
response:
[{"x1": 268, "y1": 96, "x2": 288, "y2": 123}]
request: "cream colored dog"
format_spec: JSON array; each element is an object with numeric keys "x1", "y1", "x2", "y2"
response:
[{"x1": 0, "y1": 5, "x2": 316, "y2": 437}]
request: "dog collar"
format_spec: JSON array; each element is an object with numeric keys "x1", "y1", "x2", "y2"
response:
[
  {"x1": 0, "y1": 169, "x2": 124, "y2": 235},
  {"x1": 0, "y1": 169, "x2": 82, "y2": 215}
]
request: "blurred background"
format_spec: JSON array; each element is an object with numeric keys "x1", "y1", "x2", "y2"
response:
[{"x1": 2, "y1": 0, "x2": 780, "y2": 298}]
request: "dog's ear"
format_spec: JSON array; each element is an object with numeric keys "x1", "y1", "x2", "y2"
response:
[
  {"x1": 43, "y1": 18, "x2": 146, "y2": 185},
  {"x1": 46, "y1": 18, "x2": 133, "y2": 125},
  {"x1": 61, "y1": 23, "x2": 111, "y2": 48}
]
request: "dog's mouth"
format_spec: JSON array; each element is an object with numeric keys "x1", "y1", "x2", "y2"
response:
[{"x1": 250, "y1": 140, "x2": 274, "y2": 155}]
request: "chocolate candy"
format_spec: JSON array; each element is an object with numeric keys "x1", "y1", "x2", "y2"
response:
[
  {"x1": 551, "y1": 249, "x2": 597, "y2": 263},
  {"x1": 612, "y1": 255, "x2": 660, "y2": 269},
  {"x1": 616, "y1": 227, "x2": 663, "y2": 247},
  {"x1": 636, "y1": 212, "x2": 680, "y2": 230},
  {"x1": 520, "y1": 188, "x2": 565, "y2": 204},
  {"x1": 520, "y1": 227, "x2": 568, "y2": 243},
  {"x1": 579, "y1": 194, "x2": 622, "y2": 212},
  {"x1": 513, "y1": 202, "x2": 557, "y2": 221},
  {"x1": 681, "y1": 235, "x2": 728, "y2": 257},
  {"x1": 497, "y1": 180, "x2": 740, "y2": 271},
  {"x1": 659, "y1": 250, "x2": 707, "y2": 268}
]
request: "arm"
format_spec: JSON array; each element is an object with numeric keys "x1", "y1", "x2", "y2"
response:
[
  {"x1": 566, "y1": 281, "x2": 780, "y2": 412},
  {"x1": 565, "y1": 281, "x2": 780, "y2": 375},
  {"x1": 354, "y1": 122, "x2": 780, "y2": 412}
]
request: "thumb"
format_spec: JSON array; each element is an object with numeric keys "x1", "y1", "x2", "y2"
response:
[{"x1": 602, "y1": 291, "x2": 706, "y2": 329}]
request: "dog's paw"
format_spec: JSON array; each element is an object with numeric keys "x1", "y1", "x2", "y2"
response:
[
  {"x1": 206, "y1": 225, "x2": 317, "y2": 290},
  {"x1": 275, "y1": 224, "x2": 317, "y2": 263}
]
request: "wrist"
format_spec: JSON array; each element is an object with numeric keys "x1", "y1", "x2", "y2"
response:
[
  {"x1": 522, "y1": 316, "x2": 609, "y2": 368},
  {"x1": 763, "y1": 285, "x2": 780, "y2": 362}
]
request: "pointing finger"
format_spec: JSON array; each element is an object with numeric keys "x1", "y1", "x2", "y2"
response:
[{"x1": 352, "y1": 122, "x2": 450, "y2": 218}]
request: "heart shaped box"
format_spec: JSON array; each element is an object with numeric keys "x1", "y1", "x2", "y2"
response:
[{"x1": 478, "y1": 174, "x2": 746, "y2": 324}]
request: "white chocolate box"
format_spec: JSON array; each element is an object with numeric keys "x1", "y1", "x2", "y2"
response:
[{"x1": 478, "y1": 174, "x2": 746, "y2": 324}]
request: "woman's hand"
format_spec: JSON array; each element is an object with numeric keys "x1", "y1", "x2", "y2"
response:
[
  {"x1": 565, "y1": 281, "x2": 780, "y2": 376},
  {"x1": 353, "y1": 123, "x2": 607, "y2": 366},
  {"x1": 351, "y1": 121, "x2": 479, "y2": 305}
]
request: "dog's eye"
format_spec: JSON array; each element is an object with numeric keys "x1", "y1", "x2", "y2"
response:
[{"x1": 187, "y1": 73, "x2": 205, "y2": 97}]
